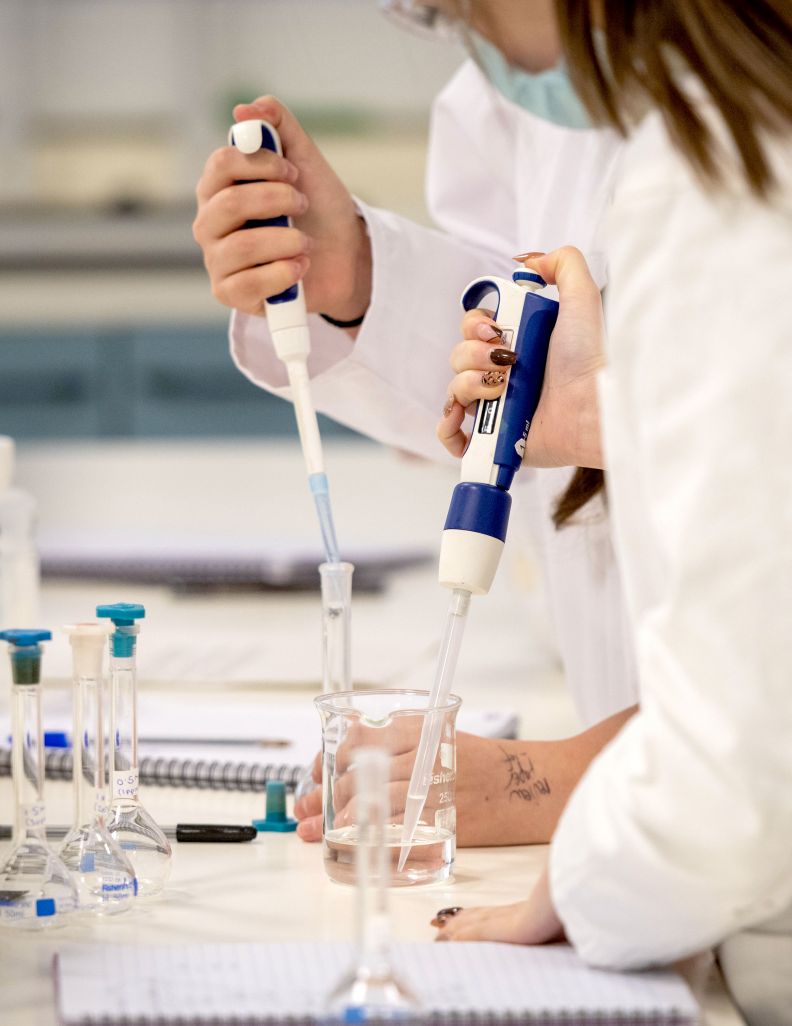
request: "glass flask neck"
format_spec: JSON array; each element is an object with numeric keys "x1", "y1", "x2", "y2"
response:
[
  {"x1": 11, "y1": 683, "x2": 46, "y2": 844},
  {"x1": 72, "y1": 674, "x2": 108, "y2": 828},
  {"x1": 109, "y1": 657, "x2": 139, "y2": 803}
]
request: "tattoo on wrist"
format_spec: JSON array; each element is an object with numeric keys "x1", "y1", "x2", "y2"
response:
[{"x1": 502, "y1": 748, "x2": 551, "y2": 804}]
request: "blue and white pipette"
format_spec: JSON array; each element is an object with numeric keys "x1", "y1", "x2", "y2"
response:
[
  {"x1": 229, "y1": 119, "x2": 340, "y2": 564},
  {"x1": 398, "y1": 269, "x2": 559, "y2": 870}
]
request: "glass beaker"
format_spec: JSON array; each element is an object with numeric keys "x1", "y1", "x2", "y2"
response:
[{"x1": 315, "y1": 689, "x2": 460, "y2": 887}]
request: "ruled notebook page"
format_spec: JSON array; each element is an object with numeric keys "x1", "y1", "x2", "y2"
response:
[{"x1": 55, "y1": 941, "x2": 700, "y2": 1024}]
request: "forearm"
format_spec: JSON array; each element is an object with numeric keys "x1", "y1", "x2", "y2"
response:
[{"x1": 456, "y1": 704, "x2": 637, "y2": 847}]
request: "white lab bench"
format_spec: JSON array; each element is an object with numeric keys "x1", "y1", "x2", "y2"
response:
[{"x1": 0, "y1": 440, "x2": 744, "y2": 1024}]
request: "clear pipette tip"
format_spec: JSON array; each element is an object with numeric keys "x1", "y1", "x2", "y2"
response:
[
  {"x1": 397, "y1": 588, "x2": 470, "y2": 873},
  {"x1": 310, "y1": 472, "x2": 341, "y2": 565}
]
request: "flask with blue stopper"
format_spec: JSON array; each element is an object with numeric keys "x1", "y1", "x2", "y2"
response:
[
  {"x1": 398, "y1": 270, "x2": 558, "y2": 870},
  {"x1": 97, "y1": 603, "x2": 171, "y2": 896},
  {"x1": 0, "y1": 629, "x2": 78, "y2": 928}
]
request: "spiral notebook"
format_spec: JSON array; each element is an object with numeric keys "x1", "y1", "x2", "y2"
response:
[{"x1": 55, "y1": 941, "x2": 700, "y2": 1025}]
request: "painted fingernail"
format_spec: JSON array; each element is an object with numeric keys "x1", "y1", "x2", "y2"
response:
[
  {"x1": 482, "y1": 370, "x2": 506, "y2": 387},
  {"x1": 513, "y1": 251, "x2": 545, "y2": 261},
  {"x1": 490, "y1": 348, "x2": 516, "y2": 367},
  {"x1": 436, "y1": 907, "x2": 463, "y2": 918},
  {"x1": 477, "y1": 323, "x2": 503, "y2": 342},
  {"x1": 430, "y1": 916, "x2": 447, "y2": 927},
  {"x1": 442, "y1": 395, "x2": 455, "y2": 418}
]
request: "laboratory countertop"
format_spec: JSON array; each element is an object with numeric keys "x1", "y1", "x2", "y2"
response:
[
  {"x1": 0, "y1": 779, "x2": 744, "y2": 1026},
  {"x1": 0, "y1": 440, "x2": 744, "y2": 1022}
]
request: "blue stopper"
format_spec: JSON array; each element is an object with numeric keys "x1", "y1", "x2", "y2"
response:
[
  {"x1": 252, "y1": 780, "x2": 298, "y2": 833},
  {"x1": 512, "y1": 269, "x2": 547, "y2": 288},
  {"x1": 96, "y1": 603, "x2": 145, "y2": 658},
  {"x1": 35, "y1": 897, "x2": 56, "y2": 918},
  {"x1": 0, "y1": 629, "x2": 52, "y2": 646},
  {"x1": 96, "y1": 603, "x2": 145, "y2": 627}
]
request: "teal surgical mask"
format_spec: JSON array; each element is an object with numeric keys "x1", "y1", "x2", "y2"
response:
[{"x1": 469, "y1": 30, "x2": 591, "y2": 130}]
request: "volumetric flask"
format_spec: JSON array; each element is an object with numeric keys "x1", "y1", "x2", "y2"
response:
[{"x1": 315, "y1": 689, "x2": 460, "y2": 887}]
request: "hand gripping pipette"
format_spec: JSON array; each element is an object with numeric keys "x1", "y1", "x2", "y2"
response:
[
  {"x1": 398, "y1": 269, "x2": 558, "y2": 870},
  {"x1": 228, "y1": 119, "x2": 340, "y2": 564}
]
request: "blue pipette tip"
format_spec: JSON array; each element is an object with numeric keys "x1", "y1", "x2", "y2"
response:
[
  {"x1": 309, "y1": 472, "x2": 341, "y2": 564},
  {"x1": 252, "y1": 780, "x2": 298, "y2": 833}
]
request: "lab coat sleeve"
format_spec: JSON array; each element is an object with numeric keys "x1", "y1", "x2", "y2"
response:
[
  {"x1": 548, "y1": 127, "x2": 792, "y2": 967},
  {"x1": 229, "y1": 199, "x2": 511, "y2": 462}
]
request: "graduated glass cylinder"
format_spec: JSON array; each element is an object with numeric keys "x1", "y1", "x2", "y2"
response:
[
  {"x1": 294, "y1": 562, "x2": 354, "y2": 803},
  {"x1": 319, "y1": 561, "x2": 353, "y2": 694},
  {"x1": 315, "y1": 689, "x2": 460, "y2": 887}
]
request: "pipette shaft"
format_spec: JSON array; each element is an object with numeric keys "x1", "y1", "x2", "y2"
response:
[{"x1": 398, "y1": 588, "x2": 470, "y2": 872}]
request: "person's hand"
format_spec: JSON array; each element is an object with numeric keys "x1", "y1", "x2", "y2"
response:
[
  {"x1": 437, "y1": 248, "x2": 606, "y2": 468},
  {"x1": 432, "y1": 866, "x2": 565, "y2": 945},
  {"x1": 292, "y1": 731, "x2": 555, "y2": 846},
  {"x1": 193, "y1": 95, "x2": 372, "y2": 323}
]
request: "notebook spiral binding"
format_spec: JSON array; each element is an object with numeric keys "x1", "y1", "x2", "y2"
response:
[
  {"x1": 0, "y1": 747, "x2": 304, "y2": 792},
  {"x1": 68, "y1": 1012, "x2": 691, "y2": 1025}
]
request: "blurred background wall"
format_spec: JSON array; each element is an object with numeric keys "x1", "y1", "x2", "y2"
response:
[{"x1": 0, "y1": 0, "x2": 464, "y2": 440}]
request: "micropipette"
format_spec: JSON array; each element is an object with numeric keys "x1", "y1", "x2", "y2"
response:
[
  {"x1": 97, "y1": 603, "x2": 172, "y2": 896},
  {"x1": 398, "y1": 269, "x2": 559, "y2": 870},
  {"x1": 0, "y1": 630, "x2": 78, "y2": 928},
  {"x1": 228, "y1": 118, "x2": 340, "y2": 564}
]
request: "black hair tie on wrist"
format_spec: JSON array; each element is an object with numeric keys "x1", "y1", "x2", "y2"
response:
[{"x1": 319, "y1": 311, "x2": 366, "y2": 329}]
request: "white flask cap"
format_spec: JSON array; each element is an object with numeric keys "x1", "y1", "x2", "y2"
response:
[{"x1": 63, "y1": 622, "x2": 112, "y2": 678}]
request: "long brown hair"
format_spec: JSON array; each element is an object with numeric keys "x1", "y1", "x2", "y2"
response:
[
  {"x1": 557, "y1": 0, "x2": 792, "y2": 198},
  {"x1": 551, "y1": 1, "x2": 792, "y2": 525}
]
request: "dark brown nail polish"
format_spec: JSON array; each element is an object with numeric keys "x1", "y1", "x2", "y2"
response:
[
  {"x1": 482, "y1": 370, "x2": 506, "y2": 387},
  {"x1": 490, "y1": 348, "x2": 517, "y2": 367},
  {"x1": 436, "y1": 906, "x2": 463, "y2": 918}
]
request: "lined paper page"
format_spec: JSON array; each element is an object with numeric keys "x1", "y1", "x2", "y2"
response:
[{"x1": 56, "y1": 941, "x2": 700, "y2": 1024}]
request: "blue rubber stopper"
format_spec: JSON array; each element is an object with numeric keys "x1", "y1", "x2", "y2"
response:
[
  {"x1": 96, "y1": 603, "x2": 145, "y2": 657},
  {"x1": 252, "y1": 780, "x2": 297, "y2": 833},
  {"x1": 0, "y1": 629, "x2": 52, "y2": 646}
]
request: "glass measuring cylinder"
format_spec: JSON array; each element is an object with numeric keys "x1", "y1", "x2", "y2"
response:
[
  {"x1": 0, "y1": 631, "x2": 78, "y2": 929},
  {"x1": 58, "y1": 623, "x2": 137, "y2": 914},
  {"x1": 320, "y1": 561, "x2": 353, "y2": 695},
  {"x1": 97, "y1": 604, "x2": 171, "y2": 896},
  {"x1": 315, "y1": 689, "x2": 460, "y2": 887},
  {"x1": 295, "y1": 561, "x2": 354, "y2": 804},
  {"x1": 324, "y1": 748, "x2": 419, "y2": 1023}
]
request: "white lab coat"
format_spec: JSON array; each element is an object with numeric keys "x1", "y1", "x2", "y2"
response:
[
  {"x1": 230, "y1": 60, "x2": 637, "y2": 727},
  {"x1": 549, "y1": 101, "x2": 792, "y2": 968}
]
